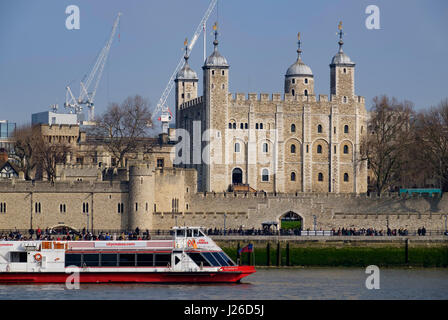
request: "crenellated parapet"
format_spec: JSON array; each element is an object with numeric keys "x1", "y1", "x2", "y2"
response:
[{"x1": 179, "y1": 96, "x2": 204, "y2": 110}]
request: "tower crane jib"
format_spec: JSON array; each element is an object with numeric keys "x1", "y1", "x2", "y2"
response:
[
  {"x1": 64, "y1": 12, "x2": 121, "y2": 122},
  {"x1": 152, "y1": 0, "x2": 218, "y2": 134}
]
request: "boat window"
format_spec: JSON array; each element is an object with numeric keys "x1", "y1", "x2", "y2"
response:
[
  {"x1": 187, "y1": 229, "x2": 193, "y2": 237},
  {"x1": 218, "y1": 251, "x2": 236, "y2": 266},
  {"x1": 83, "y1": 254, "x2": 100, "y2": 267},
  {"x1": 101, "y1": 253, "x2": 117, "y2": 267},
  {"x1": 187, "y1": 252, "x2": 211, "y2": 267},
  {"x1": 176, "y1": 229, "x2": 185, "y2": 237},
  {"x1": 137, "y1": 254, "x2": 154, "y2": 267},
  {"x1": 154, "y1": 253, "x2": 171, "y2": 267},
  {"x1": 212, "y1": 252, "x2": 228, "y2": 266},
  {"x1": 198, "y1": 230, "x2": 205, "y2": 237},
  {"x1": 193, "y1": 229, "x2": 199, "y2": 237},
  {"x1": 202, "y1": 252, "x2": 220, "y2": 267},
  {"x1": 119, "y1": 253, "x2": 136, "y2": 267},
  {"x1": 65, "y1": 253, "x2": 82, "y2": 267},
  {"x1": 10, "y1": 252, "x2": 27, "y2": 263}
]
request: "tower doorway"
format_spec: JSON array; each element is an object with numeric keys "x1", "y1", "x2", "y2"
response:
[
  {"x1": 232, "y1": 168, "x2": 243, "y2": 185},
  {"x1": 280, "y1": 211, "x2": 303, "y2": 231}
]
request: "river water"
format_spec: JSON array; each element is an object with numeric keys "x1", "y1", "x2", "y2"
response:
[{"x1": 0, "y1": 268, "x2": 447, "y2": 300}]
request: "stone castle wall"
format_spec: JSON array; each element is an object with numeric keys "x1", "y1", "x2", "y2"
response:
[
  {"x1": 151, "y1": 192, "x2": 448, "y2": 232},
  {"x1": 0, "y1": 175, "x2": 446, "y2": 231}
]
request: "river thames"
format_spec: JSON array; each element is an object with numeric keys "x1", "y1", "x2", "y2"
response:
[{"x1": 0, "y1": 268, "x2": 447, "y2": 300}]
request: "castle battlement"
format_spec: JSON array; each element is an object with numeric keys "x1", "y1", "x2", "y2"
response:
[
  {"x1": 179, "y1": 96, "x2": 204, "y2": 110},
  {"x1": 225, "y1": 92, "x2": 363, "y2": 104},
  {"x1": 0, "y1": 179, "x2": 128, "y2": 193}
]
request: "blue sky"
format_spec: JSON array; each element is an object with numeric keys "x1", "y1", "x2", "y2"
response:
[{"x1": 1, "y1": 0, "x2": 447, "y2": 129}]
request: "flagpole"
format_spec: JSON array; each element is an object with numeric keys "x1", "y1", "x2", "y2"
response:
[{"x1": 252, "y1": 243, "x2": 255, "y2": 267}]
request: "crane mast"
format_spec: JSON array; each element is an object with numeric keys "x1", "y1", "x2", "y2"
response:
[
  {"x1": 152, "y1": 0, "x2": 218, "y2": 134},
  {"x1": 65, "y1": 12, "x2": 122, "y2": 122}
]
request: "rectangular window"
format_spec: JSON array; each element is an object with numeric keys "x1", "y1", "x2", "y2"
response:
[
  {"x1": 154, "y1": 253, "x2": 171, "y2": 267},
  {"x1": 157, "y1": 158, "x2": 164, "y2": 168},
  {"x1": 65, "y1": 253, "x2": 82, "y2": 267},
  {"x1": 60, "y1": 204, "x2": 66, "y2": 213},
  {"x1": 119, "y1": 253, "x2": 136, "y2": 267},
  {"x1": 101, "y1": 253, "x2": 117, "y2": 267},
  {"x1": 137, "y1": 254, "x2": 154, "y2": 267},
  {"x1": 10, "y1": 252, "x2": 27, "y2": 263},
  {"x1": 83, "y1": 254, "x2": 100, "y2": 267}
]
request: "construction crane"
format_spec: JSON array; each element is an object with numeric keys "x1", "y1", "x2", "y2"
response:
[
  {"x1": 65, "y1": 12, "x2": 122, "y2": 122},
  {"x1": 152, "y1": 0, "x2": 218, "y2": 134}
]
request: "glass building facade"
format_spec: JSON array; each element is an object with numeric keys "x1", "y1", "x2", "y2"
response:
[{"x1": 0, "y1": 120, "x2": 16, "y2": 153}]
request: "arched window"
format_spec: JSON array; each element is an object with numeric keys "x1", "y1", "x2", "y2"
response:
[
  {"x1": 255, "y1": 123, "x2": 259, "y2": 129},
  {"x1": 234, "y1": 142, "x2": 240, "y2": 153},
  {"x1": 344, "y1": 173, "x2": 349, "y2": 182},
  {"x1": 343, "y1": 96, "x2": 347, "y2": 103},
  {"x1": 263, "y1": 143, "x2": 269, "y2": 153},
  {"x1": 304, "y1": 89, "x2": 308, "y2": 96},
  {"x1": 317, "y1": 145, "x2": 322, "y2": 154},
  {"x1": 291, "y1": 124, "x2": 296, "y2": 133},
  {"x1": 292, "y1": 78, "x2": 296, "y2": 84},
  {"x1": 343, "y1": 68, "x2": 347, "y2": 74},
  {"x1": 233, "y1": 123, "x2": 236, "y2": 129},
  {"x1": 291, "y1": 144, "x2": 296, "y2": 154},
  {"x1": 262, "y1": 169, "x2": 269, "y2": 182},
  {"x1": 240, "y1": 123, "x2": 243, "y2": 129},
  {"x1": 228, "y1": 123, "x2": 232, "y2": 129},
  {"x1": 291, "y1": 172, "x2": 296, "y2": 181},
  {"x1": 260, "y1": 123, "x2": 263, "y2": 130},
  {"x1": 291, "y1": 89, "x2": 295, "y2": 96},
  {"x1": 318, "y1": 124, "x2": 322, "y2": 133},
  {"x1": 344, "y1": 125, "x2": 349, "y2": 133},
  {"x1": 304, "y1": 78, "x2": 308, "y2": 84},
  {"x1": 343, "y1": 145, "x2": 349, "y2": 154},
  {"x1": 318, "y1": 172, "x2": 323, "y2": 182},
  {"x1": 245, "y1": 123, "x2": 248, "y2": 129}
]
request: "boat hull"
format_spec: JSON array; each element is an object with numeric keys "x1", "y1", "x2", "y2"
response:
[{"x1": 0, "y1": 266, "x2": 255, "y2": 284}]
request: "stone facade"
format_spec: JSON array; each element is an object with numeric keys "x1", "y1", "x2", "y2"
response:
[
  {"x1": 176, "y1": 28, "x2": 368, "y2": 194},
  {"x1": 0, "y1": 163, "x2": 446, "y2": 232}
]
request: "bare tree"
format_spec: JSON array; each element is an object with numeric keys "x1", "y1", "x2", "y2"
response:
[
  {"x1": 361, "y1": 96, "x2": 415, "y2": 195},
  {"x1": 11, "y1": 125, "x2": 39, "y2": 180},
  {"x1": 414, "y1": 99, "x2": 448, "y2": 191},
  {"x1": 34, "y1": 137, "x2": 72, "y2": 182},
  {"x1": 90, "y1": 95, "x2": 152, "y2": 167}
]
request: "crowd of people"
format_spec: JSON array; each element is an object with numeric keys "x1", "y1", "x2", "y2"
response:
[
  {"x1": 0, "y1": 227, "x2": 153, "y2": 241},
  {"x1": 331, "y1": 227, "x2": 411, "y2": 236},
  {"x1": 0, "y1": 225, "x2": 437, "y2": 241}
]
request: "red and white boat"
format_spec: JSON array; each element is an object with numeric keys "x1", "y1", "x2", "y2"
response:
[{"x1": 0, "y1": 227, "x2": 255, "y2": 284}]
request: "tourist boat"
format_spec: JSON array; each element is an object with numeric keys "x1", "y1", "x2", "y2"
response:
[{"x1": 0, "y1": 226, "x2": 255, "y2": 283}]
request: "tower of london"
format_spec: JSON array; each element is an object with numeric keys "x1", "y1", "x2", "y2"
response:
[{"x1": 175, "y1": 25, "x2": 368, "y2": 194}]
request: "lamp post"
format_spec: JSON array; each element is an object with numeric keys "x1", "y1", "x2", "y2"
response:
[
  {"x1": 313, "y1": 215, "x2": 317, "y2": 232},
  {"x1": 224, "y1": 213, "x2": 227, "y2": 235}
]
